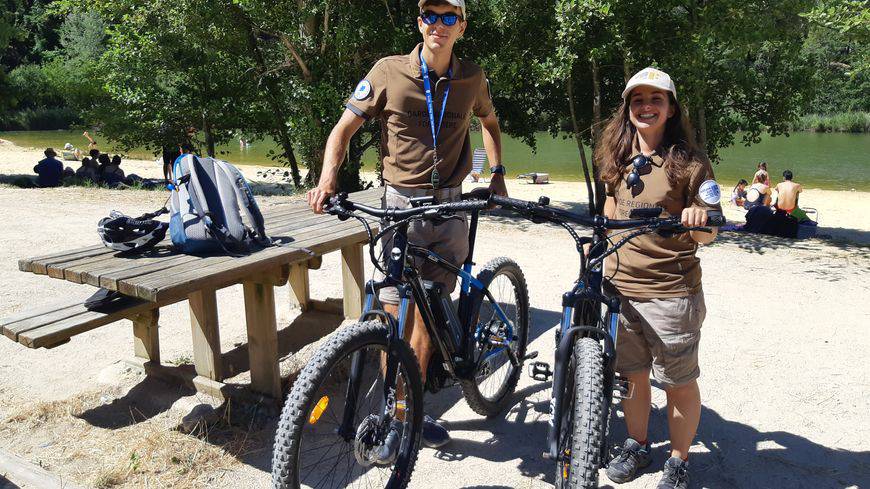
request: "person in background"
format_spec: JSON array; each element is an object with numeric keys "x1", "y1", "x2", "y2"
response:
[
  {"x1": 731, "y1": 179, "x2": 748, "y2": 207},
  {"x1": 61, "y1": 143, "x2": 81, "y2": 161},
  {"x1": 743, "y1": 172, "x2": 771, "y2": 210},
  {"x1": 753, "y1": 161, "x2": 770, "y2": 186},
  {"x1": 774, "y1": 170, "x2": 809, "y2": 221},
  {"x1": 83, "y1": 131, "x2": 99, "y2": 152},
  {"x1": 33, "y1": 148, "x2": 64, "y2": 187},
  {"x1": 75, "y1": 157, "x2": 100, "y2": 182},
  {"x1": 100, "y1": 154, "x2": 126, "y2": 187}
]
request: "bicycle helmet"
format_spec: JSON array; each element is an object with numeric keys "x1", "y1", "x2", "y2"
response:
[{"x1": 98, "y1": 210, "x2": 168, "y2": 252}]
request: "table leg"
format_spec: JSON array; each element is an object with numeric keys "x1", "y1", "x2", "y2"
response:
[
  {"x1": 288, "y1": 262, "x2": 310, "y2": 312},
  {"x1": 243, "y1": 280, "x2": 281, "y2": 399},
  {"x1": 132, "y1": 309, "x2": 160, "y2": 364},
  {"x1": 188, "y1": 288, "x2": 224, "y2": 381},
  {"x1": 341, "y1": 242, "x2": 365, "y2": 319}
]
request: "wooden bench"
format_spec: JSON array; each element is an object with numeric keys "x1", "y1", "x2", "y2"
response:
[
  {"x1": 1, "y1": 296, "x2": 159, "y2": 350},
  {"x1": 7, "y1": 188, "x2": 382, "y2": 402}
]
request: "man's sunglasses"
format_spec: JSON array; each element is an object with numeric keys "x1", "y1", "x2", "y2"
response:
[
  {"x1": 626, "y1": 154, "x2": 652, "y2": 189},
  {"x1": 420, "y1": 11, "x2": 462, "y2": 26}
]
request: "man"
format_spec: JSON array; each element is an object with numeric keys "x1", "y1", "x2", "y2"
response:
[
  {"x1": 33, "y1": 148, "x2": 63, "y2": 188},
  {"x1": 774, "y1": 170, "x2": 808, "y2": 221},
  {"x1": 307, "y1": 0, "x2": 507, "y2": 457}
]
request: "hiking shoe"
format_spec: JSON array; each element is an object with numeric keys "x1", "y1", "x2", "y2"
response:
[
  {"x1": 605, "y1": 438, "x2": 652, "y2": 483},
  {"x1": 657, "y1": 457, "x2": 690, "y2": 489},
  {"x1": 421, "y1": 415, "x2": 450, "y2": 448},
  {"x1": 374, "y1": 421, "x2": 403, "y2": 466}
]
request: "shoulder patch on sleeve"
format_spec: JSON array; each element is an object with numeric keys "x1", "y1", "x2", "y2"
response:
[
  {"x1": 353, "y1": 80, "x2": 372, "y2": 100},
  {"x1": 698, "y1": 179, "x2": 721, "y2": 205}
]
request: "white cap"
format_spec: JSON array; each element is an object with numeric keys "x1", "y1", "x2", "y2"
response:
[
  {"x1": 64, "y1": 143, "x2": 73, "y2": 150},
  {"x1": 621, "y1": 67, "x2": 677, "y2": 100},
  {"x1": 418, "y1": 0, "x2": 467, "y2": 19}
]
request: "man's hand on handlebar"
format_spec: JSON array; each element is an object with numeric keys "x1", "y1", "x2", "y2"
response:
[
  {"x1": 307, "y1": 184, "x2": 335, "y2": 214},
  {"x1": 488, "y1": 173, "x2": 508, "y2": 198}
]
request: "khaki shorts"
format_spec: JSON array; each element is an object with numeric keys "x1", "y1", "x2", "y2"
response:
[
  {"x1": 378, "y1": 185, "x2": 469, "y2": 305},
  {"x1": 610, "y1": 289, "x2": 706, "y2": 387}
]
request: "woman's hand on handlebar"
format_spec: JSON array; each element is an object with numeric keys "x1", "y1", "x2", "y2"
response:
[
  {"x1": 681, "y1": 206, "x2": 709, "y2": 227},
  {"x1": 307, "y1": 184, "x2": 335, "y2": 214}
]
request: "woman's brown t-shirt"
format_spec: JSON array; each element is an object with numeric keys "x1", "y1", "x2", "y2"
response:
[{"x1": 604, "y1": 153, "x2": 722, "y2": 299}]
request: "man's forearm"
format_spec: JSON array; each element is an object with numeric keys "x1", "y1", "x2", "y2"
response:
[
  {"x1": 318, "y1": 131, "x2": 347, "y2": 191},
  {"x1": 480, "y1": 116, "x2": 502, "y2": 167}
]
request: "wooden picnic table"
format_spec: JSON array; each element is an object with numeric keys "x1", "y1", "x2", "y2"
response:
[{"x1": 6, "y1": 187, "x2": 382, "y2": 401}]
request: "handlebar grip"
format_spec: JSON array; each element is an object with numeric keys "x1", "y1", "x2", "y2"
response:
[
  {"x1": 707, "y1": 210, "x2": 726, "y2": 227},
  {"x1": 440, "y1": 199, "x2": 489, "y2": 213},
  {"x1": 490, "y1": 194, "x2": 532, "y2": 210}
]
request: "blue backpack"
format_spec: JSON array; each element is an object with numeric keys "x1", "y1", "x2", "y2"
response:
[{"x1": 168, "y1": 154, "x2": 271, "y2": 254}]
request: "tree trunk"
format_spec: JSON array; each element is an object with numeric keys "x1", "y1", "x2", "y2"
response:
[
  {"x1": 695, "y1": 103, "x2": 708, "y2": 155},
  {"x1": 233, "y1": 7, "x2": 302, "y2": 187},
  {"x1": 567, "y1": 74, "x2": 596, "y2": 216},
  {"x1": 203, "y1": 115, "x2": 215, "y2": 157},
  {"x1": 590, "y1": 59, "x2": 606, "y2": 214}
]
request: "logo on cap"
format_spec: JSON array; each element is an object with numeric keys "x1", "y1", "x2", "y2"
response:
[{"x1": 353, "y1": 80, "x2": 372, "y2": 100}]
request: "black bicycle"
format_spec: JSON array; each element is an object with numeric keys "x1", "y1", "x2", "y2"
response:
[
  {"x1": 271, "y1": 190, "x2": 530, "y2": 489},
  {"x1": 488, "y1": 193, "x2": 723, "y2": 488}
]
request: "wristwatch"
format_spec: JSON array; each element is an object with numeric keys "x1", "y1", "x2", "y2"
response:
[{"x1": 489, "y1": 164, "x2": 506, "y2": 175}]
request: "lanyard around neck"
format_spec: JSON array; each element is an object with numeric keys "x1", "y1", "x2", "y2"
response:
[{"x1": 419, "y1": 53, "x2": 452, "y2": 156}]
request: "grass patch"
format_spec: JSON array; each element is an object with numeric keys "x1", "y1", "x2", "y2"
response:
[
  {"x1": 793, "y1": 112, "x2": 870, "y2": 133},
  {"x1": 0, "y1": 390, "x2": 260, "y2": 488}
]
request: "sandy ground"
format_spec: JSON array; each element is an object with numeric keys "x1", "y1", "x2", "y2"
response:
[{"x1": 1, "y1": 140, "x2": 869, "y2": 488}]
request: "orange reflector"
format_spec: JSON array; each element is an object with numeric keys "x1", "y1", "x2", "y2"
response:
[
  {"x1": 309, "y1": 396, "x2": 330, "y2": 424},
  {"x1": 395, "y1": 400, "x2": 407, "y2": 412}
]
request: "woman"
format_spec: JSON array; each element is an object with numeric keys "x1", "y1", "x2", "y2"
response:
[
  {"x1": 754, "y1": 161, "x2": 770, "y2": 186},
  {"x1": 731, "y1": 179, "x2": 748, "y2": 207},
  {"x1": 594, "y1": 67, "x2": 721, "y2": 489},
  {"x1": 743, "y1": 173, "x2": 771, "y2": 210}
]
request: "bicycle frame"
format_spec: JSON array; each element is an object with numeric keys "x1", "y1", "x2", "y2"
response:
[
  {"x1": 544, "y1": 230, "x2": 622, "y2": 461},
  {"x1": 337, "y1": 208, "x2": 517, "y2": 438}
]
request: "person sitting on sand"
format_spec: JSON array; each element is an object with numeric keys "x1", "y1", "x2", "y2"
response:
[
  {"x1": 99, "y1": 154, "x2": 126, "y2": 187},
  {"x1": 731, "y1": 179, "x2": 748, "y2": 207},
  {"x1": 33, "y1": 148, "x2": 64, "y2": 188},
  {"x1": 743, "y1": 173, "x2": 771, "y2": 210},
  {"x1": 754, "y1": 161, "x2": 770, "y2": 187},
  {"x1": 75, "y1": 157, "x2": 100, "y2": 182},
  {"x1": 774, "y1": 170, "x2": 809, "y2": 221},
  {"x1": 61, "y1": 143, "x2": 81, "y2": 161}
]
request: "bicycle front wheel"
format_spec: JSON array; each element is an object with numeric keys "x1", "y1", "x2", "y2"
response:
[
  {"x1": 460, "y1": 257, "x2": 530, "y2": 417},
  {"x1": 558, "y1": 336, "x2": 607, "y2": 489},
  {"x1": 271, "y1": 321, "x2": 423, "y2": 489}
]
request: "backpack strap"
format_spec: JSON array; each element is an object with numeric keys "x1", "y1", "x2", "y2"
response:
[
  {"x1": 215, "y1": 159, "x2": 272, "y2": 247},
  {"x1": 185, "y1": 155, "x2": 247, "y2": 255}
]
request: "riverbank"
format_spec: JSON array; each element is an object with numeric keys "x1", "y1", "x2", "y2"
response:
[
  {"x1": 4, "y1": 128, "x2": 870, "y2": 191},
  {"x1": 0, "y1": 138, "x2": 868, "y2": 488},
  {"x1": 793, "y1": 111, "x2": 870, "y2": 133}
]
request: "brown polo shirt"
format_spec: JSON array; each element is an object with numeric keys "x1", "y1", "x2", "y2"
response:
[
  {"x1": 346, "y1": 43, "x2": 494, "y2": 189},
  {"x1": 604, "y1": 151, "x2": 722, "y2": 299}
]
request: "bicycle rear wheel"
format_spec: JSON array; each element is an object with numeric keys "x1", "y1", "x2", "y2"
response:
[
  {"x1": 460, "y1": 257, "x2": 530, "y2": 417},
  {"x1": 271, "y1": 321, "x2": 423, "y2": 489}
]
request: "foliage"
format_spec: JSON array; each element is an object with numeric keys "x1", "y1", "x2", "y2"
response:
[{"x1": 793, "y1": 111, "x2": 870, "y2": 132}]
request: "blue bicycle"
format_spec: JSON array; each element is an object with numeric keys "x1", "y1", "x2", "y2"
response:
[{"x1": 271, "y1": 190, "x2": 530, "y2": 489}]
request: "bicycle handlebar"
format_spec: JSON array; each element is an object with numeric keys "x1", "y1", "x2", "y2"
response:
[
  {"x1": 326, "y1": 192, "x2": 489, "y2": 221},
  {"x1": 489, "y1": 193, "x2": 726, "y2": 230}
]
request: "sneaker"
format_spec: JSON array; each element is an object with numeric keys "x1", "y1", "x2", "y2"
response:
[
  {"x1": 374, "y1": 421, "x2": 403, "y2": 466},
  {"x1": 656, "y1": 457, "x2": 690, "y2": 489},
  {"x1": 605, "y1": 438, "x2": 652, "y2": 484},
  {"x1": 421, "y1": 415, "x2": 450, "y2": 448}
]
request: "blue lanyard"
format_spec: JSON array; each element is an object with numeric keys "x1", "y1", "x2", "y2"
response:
[{"x1": 419, "y1": 54, "x2": 452, "y2": 157}]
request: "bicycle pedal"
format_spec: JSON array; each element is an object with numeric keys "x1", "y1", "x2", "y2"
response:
[
  {"x1": 521, "y1": 351, "x2": 539, "y2": 361},
  {"x1": 528, "y1": 361, "x2": 553, "y2": 381},
  {"x1": 612, "y1": 375, "x2": 634, "y2": 400}
]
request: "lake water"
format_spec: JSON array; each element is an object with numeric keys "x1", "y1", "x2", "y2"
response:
[{"x1": 2, "y1": 130, "x2": 868, "y2": 191}]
